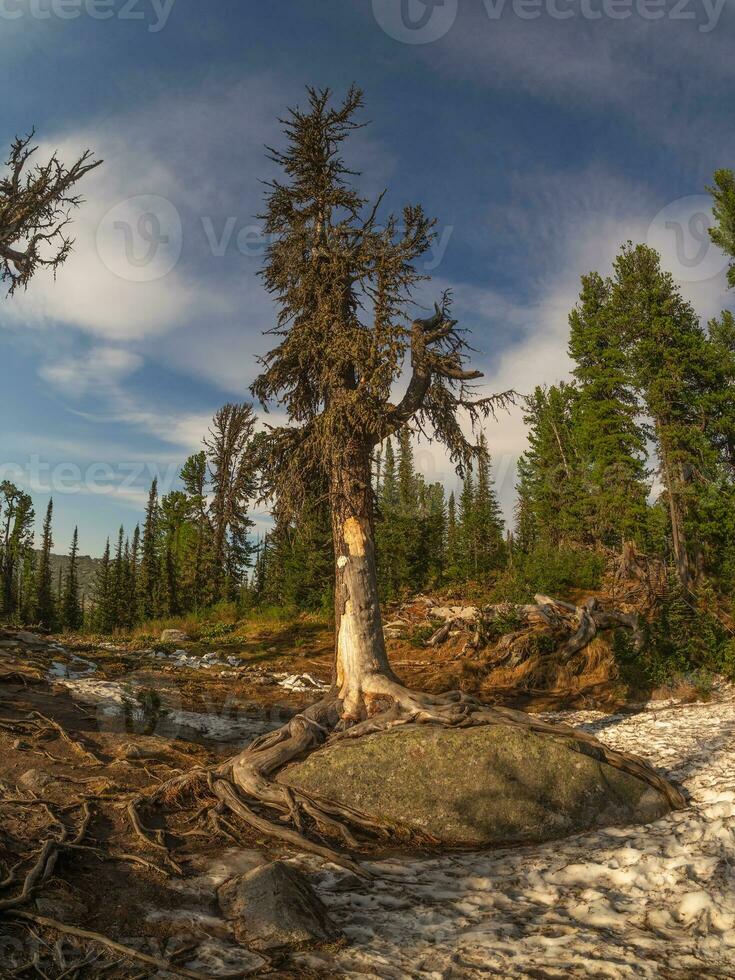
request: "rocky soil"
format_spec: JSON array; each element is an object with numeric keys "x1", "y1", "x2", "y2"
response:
[{"x1": 0, "y1": 623, "x2": 731, "y2": 978}]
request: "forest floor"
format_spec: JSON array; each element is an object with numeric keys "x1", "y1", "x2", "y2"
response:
[{"x1": 0, "y1": 597, "x2": 731, "y2": 977}]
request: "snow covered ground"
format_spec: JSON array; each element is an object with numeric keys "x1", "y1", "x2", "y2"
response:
[{"x1": 300, "y1": 691, "x2": 735, "y2": 979}]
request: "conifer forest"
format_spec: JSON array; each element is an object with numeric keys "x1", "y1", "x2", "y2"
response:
[{"x1": 1, "y1": 4, "x2": 735, "y2": 978}]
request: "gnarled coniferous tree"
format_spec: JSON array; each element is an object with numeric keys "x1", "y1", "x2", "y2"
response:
[
  {"x1": 0, "y1": 132, "x2": 100, "y2": 293},
  {"x1": 251, "y1": 87, "x2": 512, "y2": 724},
  {"x1": 148, "y1": 90, "x2": 682, "y2": 869}
]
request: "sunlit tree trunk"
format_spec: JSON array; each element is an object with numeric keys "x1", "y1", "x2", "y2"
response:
[{"x1": 330, "y1": 450, "x2": 396, "y2": 722}]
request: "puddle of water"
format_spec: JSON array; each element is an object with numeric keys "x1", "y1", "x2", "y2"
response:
[
  {"x1": 47, "y1": 654, "x2": 98, "y2": 680},
  {"x1": 55, "y1": 676, "x2": 282, "y2": 745}
]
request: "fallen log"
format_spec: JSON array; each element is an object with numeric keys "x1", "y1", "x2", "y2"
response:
[{"x1": 426, "y1": 593, "x2": 642, "y2": 664}]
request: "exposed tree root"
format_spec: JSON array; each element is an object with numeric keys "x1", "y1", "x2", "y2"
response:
[
  {"x1": 128, "y1": 676, "x2": 686, "y2": 874},
  {"x1": 426, "y1": 593, "x2": 643, "y2": 667},
  {"x1": 0, "y1": 802, "x2": 92, "y2": 912},
  {"x1": 7, "y1": 911, "x2": 213, "y2": 980}
]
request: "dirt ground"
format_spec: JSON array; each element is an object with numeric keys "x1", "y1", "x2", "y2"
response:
[{"x1": 0, "y1": 590, "x2": 689, "y2": 978}]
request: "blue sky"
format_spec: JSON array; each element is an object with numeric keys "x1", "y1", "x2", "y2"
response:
[{"x1": 1, "y1": 0, "x2": 733, "y2": 555}]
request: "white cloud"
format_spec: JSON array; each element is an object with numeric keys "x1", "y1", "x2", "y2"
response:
[{"x1": 40, "y1": 346, "x2": 142, "y2": 397}]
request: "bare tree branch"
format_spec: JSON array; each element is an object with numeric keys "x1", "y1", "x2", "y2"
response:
[{"x1": 0, "y1": 131, "x2": 101, "y2": 294}]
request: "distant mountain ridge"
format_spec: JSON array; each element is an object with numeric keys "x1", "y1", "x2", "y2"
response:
[{"x1": 41, "y1": 551, "x2": 102, "y2": 601}]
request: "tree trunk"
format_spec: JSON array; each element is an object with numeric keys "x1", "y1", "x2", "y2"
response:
[
  {"x1": 658, "y1": 428, "x2": 692, "y2": 592},
  {"x1": 330, "y1": 453, "x2": 396, "y2": 722}
]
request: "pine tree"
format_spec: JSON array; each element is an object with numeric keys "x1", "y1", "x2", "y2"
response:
[
  {"x1": 474, "y1": 433, "x2": 505, "y2": 577},
  {"x1": 568, "y1": 270, "x2": 649, "y2": 548},
  {"x1": 0, "y1": 482, "x2": 34, "y2": 617},
  {"x1": 205, "y1": 404, "x2": 257, "y2": 602},
  {"x1": 708, "y1": 169, "x2": 735, "y2": 287},
  {"x1": 250, "y1": 87, "x2": 507, "y2": 720},
  {"x1": 375, "y1": 438, "x2": 404, "y2": 599},
  {"x1": 445, "y1": 491, "x2": 459, "y2": 581},
  {"x1": 61, "y1": 526, "x2": 82, "y2": 630},
  {"x1": 458, "y1": 470, "x2": 476, "y2": 582},
  {"x1": 93, "y1": 539, "x2": 113, "y2": 633},
  {"x1": 138, "y1": 479, "x2": 160, "y2": 621},
  {"x1": 610, "y1": 243, "x2": 724, "y2": 589},
  {"x1": 34, "y1": 499, "x2": 55, "y2": 630},
  {"x1": 180, "y1": 451, "x2": 211, "y2": 609},
  {"x1": 111, "y1": 526, "x2": 126, "y2": 628}
]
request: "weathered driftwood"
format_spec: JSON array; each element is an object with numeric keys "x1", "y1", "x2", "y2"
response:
[{"x1": 426, "y1": 593, "x2": 642, "y2": 664}]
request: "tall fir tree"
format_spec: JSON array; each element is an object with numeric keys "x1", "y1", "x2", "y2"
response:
[
  {"x1": 474, "y1": 433, "x2": 506, "y2": 577},
  {"x1": 61, "y1": 526, "x2": 83, "y2": 630},
  {"x1": 138, "y1": 479, "x2": 160, "y2": 621},
  {"x1": 35, "y1": 499, "x2": 55, "y2": 630},
  {"x1": 93, "y1": 538, "x2": 113, "y2": 633},
  {"x1": 568, "y1": 270, "x2": 649, "y2": 548}
]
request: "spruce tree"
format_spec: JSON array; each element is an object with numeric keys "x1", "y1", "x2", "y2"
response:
[
  {"x1": 0, "y1": 132, "x2": 100, "y2": 292},
  {"x1": 0, "y1": 482, "x2": 34, "y2": 617},
  {"x1": 458, "y1": 470, "x2": 477, "y2": 582},
  {"x1": 111, "y1": 526, "x2": 126, "y2": 628},
  {"x1": 61, "y1": 526, "x2": 82, "y2": 630},
  {"x1": 375, "y1": 438, "x2": 404, "y2": 599},
  {"x1": 250, "y1": 87, "x2": 508, "y2": 721},
  {"x1": 474, "y1": 433, "x2": 506, "y2": 577},
  {"x1": 568, "y1": 271, "x2": 649, "y2": 548},
  {"x1": 445, "y1": 491, "x2": 459, "y2": 581},
  {"x1": 610, "y1": 243, "x2": 724, "y2": 589},
  {"x1": 205, "y1": 404, "x2": 257, "y2": 602},
  {"x1": 708, "y1": 169, "x2": 735, "y2": 287},
  {"x1": 138, "y1": 479, "x2": 160, "y2": 621},
  {"x1": 34, "y1": 499, "x2": 55, "y2": 630},
  {"x1": 93, "y1": 539, "x2": 113, "y2": 633},
  {"x1": 180, "y1": 451, "x2": 211, "y2": 609}
]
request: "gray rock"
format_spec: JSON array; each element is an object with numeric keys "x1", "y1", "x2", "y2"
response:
[
  {"x1": 217, "y1": 861, "x2": 339, "y2": 950},
  {"x1": 279, "y1": 723, "x2": 673, "y2": 848},
  {"x1": 12, "y1": 631, "x2": 45, "y2": 645},
  {"x1": 161, "y1": 628, "x2": 189, "y2": 643}
]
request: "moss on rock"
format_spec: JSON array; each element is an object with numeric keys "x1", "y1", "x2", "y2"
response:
[{"x1": 278, "y1": 724, "x2": 671, "y2": 847}]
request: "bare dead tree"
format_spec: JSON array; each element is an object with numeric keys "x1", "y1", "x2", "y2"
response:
[{"x1": 0, "y1": 131, "x2": 101, "y2": 294}]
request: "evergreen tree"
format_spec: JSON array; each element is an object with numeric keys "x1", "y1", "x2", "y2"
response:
[
  {"x1": 205, "y1": 404, "x2": 257, "y2": 602},
  {"x1": 445, "y1": 491, "x2": 459, "y2": 581},
  {"x1": 457, "y1": 470, "x2": 476, "y2": 582},
  {"x1": 516, "y1": 384, "x2": 587, "y2": 549},
  {"x1": 568, "y1": 271, "x2": 649, "y2": 548},
  {"x1": 93, "y1": 538, "x2": 113, "y2": 633},
  {"x1": 138, "y1": 479, "x2": 160, "y2": 621},
  {"x1": 111, "y1": 526, "x2": 126, "y2": 627},
  {"x1": 708, "y1": 169, "x2": 735, "y2": 287},
  {"x1": 180, "y1": 451, "x2": 211, "y2": 609},
  {"x1": 34, "y1": 499, "x2": 55, "y2": 629},
  {"x1": 61, "y1": 526, "x2": 83, "y2": 630},
  {"x1": 375, "y1": 438, "x2": 404, "y2": 599},
  {"x1": 0, "y1": 481, "x2": 34, "y2": 617},
  {"x1": 610, "y1": 243, "x2": 726, "y2": 589},
  {"x1": 474, "y1": 433, "x2": 506, "y2": 576}
]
